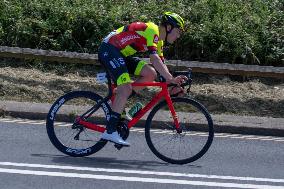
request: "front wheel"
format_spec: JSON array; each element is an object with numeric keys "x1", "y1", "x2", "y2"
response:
[
  {"x1": 46, "y1": 91, "x2": 111, "y2": 157},
  {"x1": 145, "y1": 97, "x2": 214, "y2": 164}
]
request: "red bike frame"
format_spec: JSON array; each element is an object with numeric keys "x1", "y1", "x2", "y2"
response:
[{"x1": 77, "y1": 82, "x2": 181, "y2": 133}]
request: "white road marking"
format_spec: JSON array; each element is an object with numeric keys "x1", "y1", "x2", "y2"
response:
[
  {"x1": 0, "y1": 120, "x2": 18, "y2": 123},
  {"x1": 131, "y1": 128, "x2": 144, "y2": 131},
  {"x1": 54, "y1": 123, "x2": 73, "y2": 127},
  {"x1": 0, "y1": 118, "x2": 13, "y2": 121},
  {"x1": 16, "y1": 121, "x2": 45, "y2": 125},
  {"x1": 0, "y1": 167, "x2": 283, "y2": 189},
  {"x1": 275, "y1": 139, "x2": 284, "y2": 142},
  {"x1": 0, "y1": 162, "x2": 283, "y2": 184},
  {"x1": 0, "y1": 118, "x2": 283, "y2": 142},
  {"x1": 230, "y1": 136, "x2": 248, "y2": 139}
]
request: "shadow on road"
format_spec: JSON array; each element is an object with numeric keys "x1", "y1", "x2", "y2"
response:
[{"x1": 31, "y1": 153, "x2": 201, "y2": 170}]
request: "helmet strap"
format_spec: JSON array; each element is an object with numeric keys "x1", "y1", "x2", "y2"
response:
[{"x1": 164, "y1": 24, "x2": 173, "y2": 46}]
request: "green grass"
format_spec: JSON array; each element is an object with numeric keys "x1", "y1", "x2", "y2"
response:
[{"x1": 0, "y1": 0, "x2": 283, "y2": 66}]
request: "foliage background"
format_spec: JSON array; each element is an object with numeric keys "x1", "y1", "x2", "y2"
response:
[{"x1": 0, "y1": 0, "x2": 283, "y2": 66}]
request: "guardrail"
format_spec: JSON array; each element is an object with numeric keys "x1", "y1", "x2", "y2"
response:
[{"x1": 1, "y1": 46, "x2": 283, "y2": 78}]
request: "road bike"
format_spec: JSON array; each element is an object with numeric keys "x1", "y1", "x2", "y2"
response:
[{"x1": 46, "y1": 68, "x2": 214, "y2": 164}]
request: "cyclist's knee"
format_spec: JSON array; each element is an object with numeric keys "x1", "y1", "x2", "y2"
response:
[
  {"x1": 141, "y1": 65, "x2": 157, "y2": 81},
  {"x1": 116, "y1": 83, "x2": 132, "y2": 97}
]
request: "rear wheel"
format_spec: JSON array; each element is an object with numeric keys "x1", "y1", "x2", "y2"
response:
[
  {"x1": 145, "y1": 97, "x2": 214, "y2": 164},
  {"x1": 46, "y1": 91, "x2": 110, "y2": 157}
]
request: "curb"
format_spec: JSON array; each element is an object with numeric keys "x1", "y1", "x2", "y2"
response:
[{"x1": 0, "y1": 100, "x2": 284, "y2": 137}]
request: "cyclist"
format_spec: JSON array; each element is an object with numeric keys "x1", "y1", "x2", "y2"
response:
[{"x1": 98, "y1": 12, "x2": 188, "y2": 146}]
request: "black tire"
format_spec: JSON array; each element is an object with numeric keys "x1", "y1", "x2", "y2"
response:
[
  {"x1": 145, "y1": 97, "x2": 214, "y2": 164},
  {"x1": 46, "y1": 91, "x2": 111, "y2": 157}
]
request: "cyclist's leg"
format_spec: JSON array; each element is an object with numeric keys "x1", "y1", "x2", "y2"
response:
[
  {"x1": 98, "y1": 43, "x2": 131, "y2": 146},
  {"x1": 125, "y1": 57, "x2": 157, "y2": 92},
  {"x1": 98, "y1": 43, "x2": 133, "y2": 112}
]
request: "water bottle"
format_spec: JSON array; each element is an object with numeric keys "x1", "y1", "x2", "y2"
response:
[{"x1": 128, "y1": 102, "x2": 143, "y2": 117}]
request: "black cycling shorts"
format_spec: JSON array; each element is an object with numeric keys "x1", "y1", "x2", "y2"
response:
[{"x1": 98, "y1": 42, "x2": 147, "y2": 85}]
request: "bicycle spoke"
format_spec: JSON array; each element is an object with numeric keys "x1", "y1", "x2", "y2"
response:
[
  {"x1": 145, "y1": 97, "x2": 214, "y2": 164},
  {"x1": 46, "y1": 91, "x2": 109, "y2": 157}
]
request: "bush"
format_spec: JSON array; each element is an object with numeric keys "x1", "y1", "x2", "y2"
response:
[{"x1": 0, "y1": 0, "x2": 283, "y2": 66}]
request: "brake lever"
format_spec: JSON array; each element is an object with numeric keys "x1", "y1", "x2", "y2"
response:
[{"x1": 168, "y1": 68, "x2": 193, "y2": 96}]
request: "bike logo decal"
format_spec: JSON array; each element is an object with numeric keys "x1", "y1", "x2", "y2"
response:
[
  {"x1": 49, "y1": 98, "x2": 65, "y2": 121},
  {"x1": 109, "y1": 58, "x2": 125, "y2": 69},
  {"x1": 66, "y1": 148, "x2": 91, "y2": 154},
  {"x1": 109, "y1": 60, "x2": 116, "y2": 69},
  {"x1": 120, "y1": 35, "x2": 140, "y2": 45},
  {"x1": 101, "y1": 102, "x2": 111, "y2": 121}
]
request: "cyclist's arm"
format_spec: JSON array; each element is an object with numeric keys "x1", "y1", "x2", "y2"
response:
[{"x1": 150, "y1": 53, "x2": 174, "y2": 82}]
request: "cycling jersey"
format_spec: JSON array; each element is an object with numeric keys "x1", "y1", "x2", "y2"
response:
[
  {"x1": 103, "y1": 22, "x2": 164, "y2": 61},
  {"x1": 99, "y1": 22, "x2": 164, "y2": 86}
]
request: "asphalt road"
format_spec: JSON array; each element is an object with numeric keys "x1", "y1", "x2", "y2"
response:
[{"x1": 0, "y1": 118, "x2": 283, "y2": 189}]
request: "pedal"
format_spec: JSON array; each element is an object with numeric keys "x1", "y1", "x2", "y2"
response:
[{"x1": 114, "y1": 144, "x2": 123, "y2": 150}]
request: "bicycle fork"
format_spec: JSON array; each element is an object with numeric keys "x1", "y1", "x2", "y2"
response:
[{"x1": 165, "y1": 95, "x2": 182, "y2": 134}]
